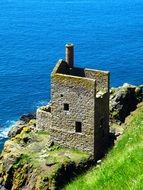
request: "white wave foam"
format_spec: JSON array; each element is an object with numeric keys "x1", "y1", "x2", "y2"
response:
[
  {"x1": 0, "y1": 120, "x2": 16, "y2": 139},
  {"x1": 0, "y1": 100, "x2": 48, "y2": 140}
]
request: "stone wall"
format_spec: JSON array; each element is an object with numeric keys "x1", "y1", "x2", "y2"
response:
[
  {"x1": 53, "y1": 61, "x2": 109, "y2": 93},
  {"x1": 85, "y1": 68, "x2": 110, "y2": 92},
  {"x1": 36, "y1": 105, "x2": 52, "y2": 131},
  {"x1": 35, "y1": 60, "x2": 110, "y2": 158},
  {"x1": 51, "y1": 72, "x2": 96, "y2": 155},
  {"x1": 56, "y1": 60, "x2": 85, "y2": 77},
  {"x1": 94, "y1": 92, "x2": 109, "y2": 158}
]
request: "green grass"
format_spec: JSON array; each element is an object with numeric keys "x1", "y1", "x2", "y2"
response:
[{"x1": 65, "y1": 104, "x2": 143, "y2": 190}]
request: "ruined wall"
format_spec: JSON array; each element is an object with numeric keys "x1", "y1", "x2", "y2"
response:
[
  {"x1": 50, "y1": 73, "x2": 96, "y2": 155},
  {"x1": 85, "y1": 69, "x2": 110, "y2": 92},
  {"x1": 36, "y1": 60, "x2": 110, "y2": 158},
  {"x1": 36, "y1": 105, "x2": 52, "y2": 131},
  {"x1": 94, "y1": 92, "x2": 109, "y2": 159},
  {"x1": 83, "y1": 68, "x2": 109, "y2": 158},
  {"x1": 56, "y1": 60, "x2": 85, "y2": 77},
  {"x1": 53, "y1": 61, "x2": 110, "y2": 93}
]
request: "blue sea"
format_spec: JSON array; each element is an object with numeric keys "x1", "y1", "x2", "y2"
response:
[{"x1": 0, "y1": 0, "x2": 143, "y2": 149}]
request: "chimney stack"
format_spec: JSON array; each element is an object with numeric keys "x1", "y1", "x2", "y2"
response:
[{"x1": 65, "y1": 43, "x2": 74, "y2": 68}]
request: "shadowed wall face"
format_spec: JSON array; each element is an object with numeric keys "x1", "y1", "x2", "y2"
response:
[{"x1": 94, "y1": 92, "x2": 109, "y2": 159}]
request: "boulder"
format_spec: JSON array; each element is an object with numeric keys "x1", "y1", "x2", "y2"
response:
[
  {"x1": 8, "y1": 113, "x2": 36, "y2": 138},
  {"x1": 110, "y1": 83, "x2": 143, "y2": 123}
]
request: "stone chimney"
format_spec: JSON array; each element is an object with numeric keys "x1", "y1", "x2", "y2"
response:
[{"x1": 65, "y1": 43, "x2": 74, "y2": 68}]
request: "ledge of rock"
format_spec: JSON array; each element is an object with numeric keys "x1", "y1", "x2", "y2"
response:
[
  {"x1": 110, "y1": 83, "x2": 143, "y2": 124},
  {"x1": 8, "y1": 113, "x2": 36, "y2": 138}
]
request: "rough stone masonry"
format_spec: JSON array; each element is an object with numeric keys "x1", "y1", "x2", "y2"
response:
[{"x1": 36, "y1": 44, "x2": 110, "y2": 159}]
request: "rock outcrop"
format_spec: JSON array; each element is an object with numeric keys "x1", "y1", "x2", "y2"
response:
[
  {"x1": 0, "y1": 119, "x2": 92, "y2": 190},
  {"x1": 110, "y1": 83, "x2": 143, "y2": 123},
  {"x1": 8, "y1": 113, "x2": 36, "y2": 138}
]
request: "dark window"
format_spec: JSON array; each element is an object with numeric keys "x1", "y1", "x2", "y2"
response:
[
  {"x1": 64, "y1": 103, "x2": 69, "y2": 111},
  {"x1": 75, "y1": 122, "x2": 82, "y2": 133}
]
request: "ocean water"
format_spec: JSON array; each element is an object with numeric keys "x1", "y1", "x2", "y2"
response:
[{"x1": 0, "y1": 0, "x2": 143, "y2": 149}]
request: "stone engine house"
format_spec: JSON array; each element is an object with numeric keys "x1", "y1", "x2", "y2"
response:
[{"x1": 37, "y1": 44, "x2": 110, "y2": 159}]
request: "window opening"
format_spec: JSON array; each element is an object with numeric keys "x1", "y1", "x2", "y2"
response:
[
  {"x1": 75, "y1": 121, "x2": 82, "y2": 133},
  {"x1": 64, "y1": 103, "x2": 69, "y2": 111}
]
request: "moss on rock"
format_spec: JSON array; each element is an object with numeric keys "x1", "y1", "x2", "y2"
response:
[{"x1": 0, "y1": 120, "x2": 91, "y2": 190}]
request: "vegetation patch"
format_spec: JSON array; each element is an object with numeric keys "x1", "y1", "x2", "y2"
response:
[{"x1": 0, "y1": 120, "x2": 91, "y2": 190}]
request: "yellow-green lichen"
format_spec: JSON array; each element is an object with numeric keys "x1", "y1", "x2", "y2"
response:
[
  {"x1": 53, "y1": 74, "x2": 95, "y2": 90},
  {"x1": 0, "y1": 126, "x2": 91, "y2": 190}
]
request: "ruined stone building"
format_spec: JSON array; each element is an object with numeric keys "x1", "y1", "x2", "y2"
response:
[{"x1": 37, "y1": 44, "x2": 110, "y2": 159}]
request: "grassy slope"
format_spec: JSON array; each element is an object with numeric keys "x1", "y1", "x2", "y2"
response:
[{"x1": 66, "y1": 103, "x2": 143, "y2": 190}]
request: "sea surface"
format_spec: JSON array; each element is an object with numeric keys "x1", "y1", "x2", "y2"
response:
[{"x1": 0, "y1": 0, "x2": 143, "y2": 149}]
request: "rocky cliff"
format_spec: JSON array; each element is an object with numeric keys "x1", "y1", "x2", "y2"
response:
[
  {"x1": 0, "y1": 83, "x2": 142, "y2": 190},
  {"x1": 110, "y1": 83, "x2": 143, "y2": 123}
]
